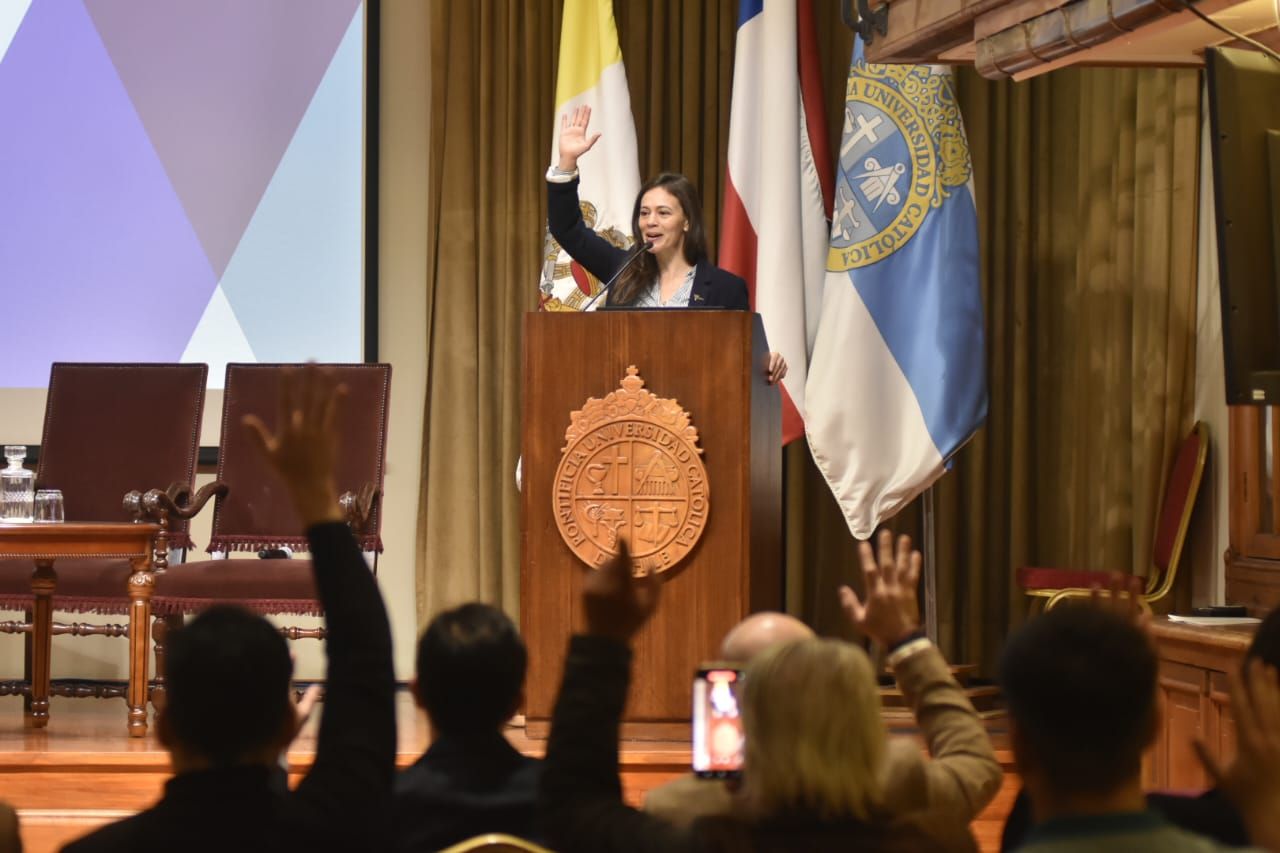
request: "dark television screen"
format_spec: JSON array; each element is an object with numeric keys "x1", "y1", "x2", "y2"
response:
[{"x1": 1207, "y1": 46, "x2": 1280, "y2": 405}]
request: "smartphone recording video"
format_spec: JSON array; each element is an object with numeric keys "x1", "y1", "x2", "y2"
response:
[{"x1": 692, "y1": 667, "x2": 744, "y2": 778}]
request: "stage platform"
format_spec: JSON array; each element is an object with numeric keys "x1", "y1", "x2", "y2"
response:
[{"x1": 0, "y1": 692, "x2": 1016, "y2": 852}]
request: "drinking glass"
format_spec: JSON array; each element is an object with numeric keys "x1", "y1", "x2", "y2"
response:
[{"x1": 34, "y1": 490, "x2": 64, "y2": 523}]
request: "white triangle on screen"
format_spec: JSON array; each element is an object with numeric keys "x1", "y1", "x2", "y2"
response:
[
  {"x1": 181, "y1": 284, "x2": 257, "y2": 384},
  {"x1": 0, "y1": 0, "x2": 33, "y2": 66}
]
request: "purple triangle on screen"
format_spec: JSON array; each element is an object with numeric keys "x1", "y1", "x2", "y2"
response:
[
  {"x1": 0, "y1": 0, "x2": 217, "y2": 388},
  {"x1": 82, "y1": 0, "x2": 363, "y2": 279}
]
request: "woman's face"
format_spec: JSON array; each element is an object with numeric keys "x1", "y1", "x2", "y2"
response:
[{"x1": 638, "y1": 187, "x2": 688, "y2": 259}]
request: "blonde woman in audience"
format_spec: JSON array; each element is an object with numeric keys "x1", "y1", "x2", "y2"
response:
[
  {"x1": 646, "y1": 533, "x2": 1001, "y2": 831},
  {"x1": 737, "y1": 637, "x2": 889, "y2": 823}
]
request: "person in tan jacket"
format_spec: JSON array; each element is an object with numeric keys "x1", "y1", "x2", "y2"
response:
[
  {"x1": 540, "y1": 536, "x2": 973, "y2": 853},
  {"x1": 643, "y1": 529, "x2": 1002, "y2": 829}
]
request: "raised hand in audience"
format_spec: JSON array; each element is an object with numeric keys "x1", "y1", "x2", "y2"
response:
[
  {"x1": 289, "y1": 683, "x2": 323, "y2": 745},
  {"x1": 1089, "y1": 572, "x2": 1150, "y2": 630},
  {"x1": 1197, "y1": 658, "x2": 1280, "y2": 850},
  {"x1": 839, "y1": 528, "x2": 922, "y2": 647},
  {"x1": 582, "y1": 538, "x2": 661, "y2": 645},
  {"x1": 242, "y1": 364, "x2": 347, "y2": 527}
]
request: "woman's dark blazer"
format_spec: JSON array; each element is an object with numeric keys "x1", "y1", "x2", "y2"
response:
[{"x1": 547, "y1": 178, "x2": 750, "y2": 310}]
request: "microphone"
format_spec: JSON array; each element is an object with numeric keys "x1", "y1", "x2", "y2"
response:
[{"x1": 582, "y1": 241, "x2": 653, "y2": 311}]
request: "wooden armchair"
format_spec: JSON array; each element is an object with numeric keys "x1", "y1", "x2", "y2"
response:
[
  {"x1": 147, "y1": 363, "x2": 391, "y2": 705},
  {"x1": 0, "y1": 363, "x2": 206, "y2": 700},
  {"x1": 1016, "y1": 421, "x2": 1209, "y2": 612}
]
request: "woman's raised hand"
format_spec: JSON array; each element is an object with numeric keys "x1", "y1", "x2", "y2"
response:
[{"x1": 557, "y1": 105, "x2": 602, "y2": 171}]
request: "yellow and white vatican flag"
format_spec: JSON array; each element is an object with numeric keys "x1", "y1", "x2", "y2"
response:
[{"x1": 538, "y1": 0, "x2": 641, "y2": 312}]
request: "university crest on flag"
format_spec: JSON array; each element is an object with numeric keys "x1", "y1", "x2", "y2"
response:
[
  {"x1": 829, "y1": 61, "x2": 973, "y2": 272},
  {"x1": 540, "y1": 207, "x2": 630, "y2": 312},
  {"x1": 805, "y1": 40, "x2": 986, "y2": 540}
]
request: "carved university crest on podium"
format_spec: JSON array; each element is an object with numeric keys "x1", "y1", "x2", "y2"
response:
[{"x1": 553, "y1": 366, "x2": 710, "y2": 575}]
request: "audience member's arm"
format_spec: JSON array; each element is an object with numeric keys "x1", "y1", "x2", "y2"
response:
[
  {"x1": 1197, "y1": 658, "x2": 1280, "y2": 850},
  {"x1": 889, "y1": 641, "x2": 1002, "y2": 820},
  {"x1": 243, "y1": 366, "x2": 396, "y2": 829},
  {"x1": 0, "y1": 801, "x2": 18, "y2": 853},
  {"x1": 541, "y1": 542, "x2": 694, "y2": 853},
  {"x1": 840, "y1": 530, "x2": 1002, "y2": 821}
]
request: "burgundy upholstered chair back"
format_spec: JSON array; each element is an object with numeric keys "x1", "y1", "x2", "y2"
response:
[
  {"x1": 35, "y1": 363, "x2": 207, "y2": 548},
  {"x1": 209, "y1": 363, "x2": 391, "y2": 554},
  {"x1": 1152, "y1": 423, "x2": 1208, "y2": 575}
]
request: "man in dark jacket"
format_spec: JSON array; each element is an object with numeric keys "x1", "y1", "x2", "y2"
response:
[
  {"x1": 64, "y1": 366, "x2": 395, "y2": 853},
  {"x1": 394, "y1": 603, "x2": 541, "y2": 851},
  {"x1": 1001, "y1": 604, "x2": 1280, "y2": 851}
]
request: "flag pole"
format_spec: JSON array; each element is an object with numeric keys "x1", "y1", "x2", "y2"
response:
[{"x1": 923, "y1": 485, "x2": 938, "y2": 643}]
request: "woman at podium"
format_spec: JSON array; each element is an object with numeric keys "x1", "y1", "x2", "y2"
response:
[{"x1": 548, "y1": 106, "x2": 786, "y2": 383}]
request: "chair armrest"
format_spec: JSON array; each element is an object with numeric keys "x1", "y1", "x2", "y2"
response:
[
  {"x1": 123, "y1": 481, "x2": 194, "y2": 519},
  {"x1": 339, "y1": 483, "x2": 380, "y2": 535},
  {"x1": 125, "y1": 481, "x2": 227, "y2": 523},
  {"x1": 123, "y1": 483, "x2": 177, "y2": 523},
  {"x1": 166, "y1": 480, "x2": 228, "y2": 519},
  {"x1": 122, "y1": 481, "x2": 225, "y2": 572}
]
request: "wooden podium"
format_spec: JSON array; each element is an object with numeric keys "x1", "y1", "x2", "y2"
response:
[{"x1": 521, "y1": 309, "x2": 781, "y2": 739}]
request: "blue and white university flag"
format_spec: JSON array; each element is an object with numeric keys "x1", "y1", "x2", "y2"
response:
[{"x1": 804, "y1": 39, "x2": 987, "y2": 539}]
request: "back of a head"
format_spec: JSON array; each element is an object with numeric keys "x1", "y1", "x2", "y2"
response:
[
  {"x1": 416, "y1": 603, "x2": 526, "y2": 737},
  {"x1": 740, "y1": 637, "x2": 887, "y2": 822},
  {"x1": 719, "y1": 612, "x2": 815, "y2": 663},
  {"x1": 164, "y1": 605, "x2": 293, "y2": 765},
  {"x1": 1000, "y1": 605, "x2": 1157, "y2": 796}
]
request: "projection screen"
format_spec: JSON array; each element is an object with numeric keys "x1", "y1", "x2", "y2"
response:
[{"x1": 0, "y1": 0, "x2": 374, "y2": 444}]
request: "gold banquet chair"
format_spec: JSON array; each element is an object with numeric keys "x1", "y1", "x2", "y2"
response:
[
  {"x1": 438, "y1": 835, "x2": 556, "y2": 853},
  {"x1": 1016, "y1": 421, "x2": 1208, "y2": 612}
]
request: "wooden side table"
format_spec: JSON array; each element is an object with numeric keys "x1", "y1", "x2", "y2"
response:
[
  {"x1": 0, "y1": 522, "x2": 159, "y2": 737},
  {"x1": 1147, "y1": 617, "x2": 1256, "y2": 790}
]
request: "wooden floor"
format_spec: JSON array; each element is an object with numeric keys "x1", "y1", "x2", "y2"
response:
[{"x1": 0, "y1": 693, "x2": 1017, "y2": 852}]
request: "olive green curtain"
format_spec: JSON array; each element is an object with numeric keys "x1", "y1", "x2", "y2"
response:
[
  {"x1": 419, "y1": 1, "x2": 557, "y2": 618},
  {"x1": 792, "y1": 63, "x2": 1201, "y2": 671},
  {"x1": 420, "y1": 1, "x2": 1202, "y2": 674}
]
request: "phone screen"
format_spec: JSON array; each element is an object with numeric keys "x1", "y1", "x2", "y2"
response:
[{"x1": 692, "y1": 667, "x2": 744, "y2": 778}]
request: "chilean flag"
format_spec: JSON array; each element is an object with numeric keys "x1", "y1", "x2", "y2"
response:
[{"x1": 720, "y1": 0, "x2": 834, "y2": 445}]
